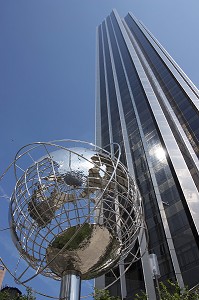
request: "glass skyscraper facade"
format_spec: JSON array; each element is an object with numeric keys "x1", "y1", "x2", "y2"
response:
[{"x1": 95, "y1": 10, "x2": 199, "y2": 299}]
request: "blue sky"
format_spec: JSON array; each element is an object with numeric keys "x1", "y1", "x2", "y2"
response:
[{"x1": 0, "y1": 0, "x2": 199, "y2": 298}]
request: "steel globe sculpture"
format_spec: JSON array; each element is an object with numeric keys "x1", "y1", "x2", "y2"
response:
[{"x1": 1, "y1": 140, "x2": 144, "y2": 300}]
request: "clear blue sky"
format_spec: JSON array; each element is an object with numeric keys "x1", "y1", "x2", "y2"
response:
[{"x1": 0, "y1": 0, "x2": 199, "y2": 298}]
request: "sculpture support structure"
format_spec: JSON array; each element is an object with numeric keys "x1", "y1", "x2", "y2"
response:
[{"x1": 59, "y1": 271, "x2": 81, "y2": 300}]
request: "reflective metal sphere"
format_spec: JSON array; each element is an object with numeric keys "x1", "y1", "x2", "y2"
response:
[
  {"x1": 9, "y1": 142, "x2": 143, "y2": 280},
  {"x1": 46, "y1": 223, "x2": 121, "y2": 279}
]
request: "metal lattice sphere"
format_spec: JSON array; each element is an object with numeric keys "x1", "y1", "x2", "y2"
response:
[{"x1": 7, "y1": 141, "x2": 143, "y2": 288}]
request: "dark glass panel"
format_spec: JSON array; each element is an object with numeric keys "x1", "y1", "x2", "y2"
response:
[
  {"x1": 124, "y1": 14, "x2": 199, "y2": 159},
  {"x1": 98, "y1": 25, "x2": 110, "y2": 148}
]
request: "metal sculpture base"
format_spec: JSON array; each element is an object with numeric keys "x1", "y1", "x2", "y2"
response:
[{"x1": 59, "y1": 271, "x2": 81, "y2": 300}]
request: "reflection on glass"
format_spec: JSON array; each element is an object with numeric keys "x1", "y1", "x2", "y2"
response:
[{"x1": 151, "y1": 146, "x2": 166, "y2": 161}]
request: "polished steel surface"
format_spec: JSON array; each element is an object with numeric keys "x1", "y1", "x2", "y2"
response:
[
  {"x1": 7, "y1": 140, "x2": 143, "y2": 283},
  {"x1": 59, "y1": 271, "x2": 81, "y2": 300},
  {"x1": 46, "y1": 224, "x2": 121, "y2": 279}
]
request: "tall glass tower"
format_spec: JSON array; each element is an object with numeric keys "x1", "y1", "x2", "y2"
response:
[{"x1": 95, "y1": 9, "x2": 199, "y2": 299}]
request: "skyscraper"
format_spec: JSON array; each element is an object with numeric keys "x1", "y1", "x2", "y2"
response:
[{"x1": 95, "y1": 9, "x2": 199, "y2": 299}]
